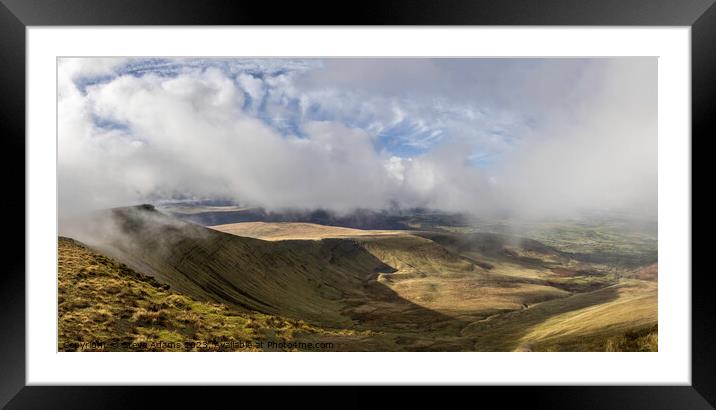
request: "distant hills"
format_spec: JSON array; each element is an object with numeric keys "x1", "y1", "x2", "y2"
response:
[{"x1": 160, "y1": 203, "x2": 469, "y2": 230}]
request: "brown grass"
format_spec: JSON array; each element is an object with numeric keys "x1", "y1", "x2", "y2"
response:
[
  {"x1": 58, "y1": 237, "x2": 374, "y2": 351},
  {"x1": 210, "y1": 221, "x2": 407, "y2": 241},
  {"x1": 515, "y1": 281, "x2": 657, "y2": 351}
]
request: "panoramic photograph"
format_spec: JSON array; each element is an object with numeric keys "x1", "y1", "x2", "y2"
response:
[{"x1": 57, "y1": 57, "x2": 657, "y2": 352}]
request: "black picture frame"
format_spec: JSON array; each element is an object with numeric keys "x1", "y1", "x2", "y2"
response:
[{"x1": 1, "y1": 0, "x2": 711, "y2": 408}]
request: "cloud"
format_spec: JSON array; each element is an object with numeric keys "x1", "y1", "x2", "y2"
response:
[
  {"x1": 493, "y1": 58, "x2": 657, "y2": 217},
  {"x1": 237, "y1": 73, "x2": 266, "y2": 108},
  {"x1": 58, "y1": 57, "x2": 657, "y2": 220}
]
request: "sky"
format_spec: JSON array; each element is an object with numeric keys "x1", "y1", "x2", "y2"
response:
[{"x1": 58, "y1": 57, "x2": 657, "y2": 219}]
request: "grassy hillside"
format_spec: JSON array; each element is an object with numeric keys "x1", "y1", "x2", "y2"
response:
[
  {"x1": 60, "y1": 205, "x2": 657, "y2": 351},
  {"x1": 62, "y1": 206, "x2": 462, "y2": 336},
  {"x1": 463, "y1": 280, "x2": 657, "y2": 351},
  {"x1": 211, "y1": 221, "x2": 405, "y2": 241},
  {"x1": 58, "y1": 237, "x2": 388, "y2": 351}
]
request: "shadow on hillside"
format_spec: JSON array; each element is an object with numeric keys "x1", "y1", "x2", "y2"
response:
[
  {"x1": 464, "y1": 284, "x2": 622, "y2": 351},
  {"x1": 310, "y1": 238, "x2": 467, "y2": 336}
]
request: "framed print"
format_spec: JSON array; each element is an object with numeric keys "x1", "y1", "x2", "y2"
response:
[{"x1": 1, "y1": 0, "x2": 712, "y2": 408}]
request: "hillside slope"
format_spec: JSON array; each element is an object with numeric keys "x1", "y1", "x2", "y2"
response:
[
  {"x1": 462, "y1": 280, "x2": 657, "y2": 351},
  {"x1": 211, "y1": 221, "x2": 405, "y2": 241},
  {"x1": 60, "y1": 205, "x2": 657, "y2": 351},
  {"x1": 59, "y1": 237, "x2": 384, "y2": 351},
  {"x1": 62, "y1": 206, "x2": 458, "y2": 331}
]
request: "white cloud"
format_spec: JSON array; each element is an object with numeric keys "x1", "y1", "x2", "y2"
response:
[
  {"x1": 237, "y1": 72, "x2": 266, "y2": 108},
  {"x1": 58, "y1": 57, "x2": 657, "y2": 220},
  {"x1": 385, "y1": 156, "x2": 408, "y2": 183}
]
